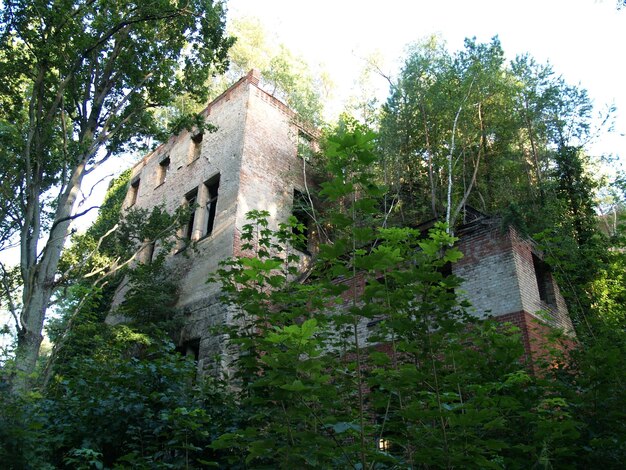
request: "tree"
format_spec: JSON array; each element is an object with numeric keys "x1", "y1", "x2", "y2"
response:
[
  {"x1": 378, "y1": 36, "x2": 601, "y2": 234},
  {"x1": 2, "y1": 119, "x2": 621, "y2": 468},
  {"x1": 0, "y1": 0, "x2": 234, "y2": 392},
  {"x1": 206, "y1": 124, "x2": 584, "y2": 468},
  {"x1": 224, "y1": 16, "x2": 329, "y2": 124},
  {"x1": 379, "y1": 37, "x2": 518, "y2": 228},
  {"x1": 378, "y1": 36, "x2": 621, "y2": 342},
  {"x1": 42, "y1": 170, "x2": 188, "y2": 386}
]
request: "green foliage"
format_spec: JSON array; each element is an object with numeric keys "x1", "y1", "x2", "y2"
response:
[
  {"x1": 223, "y1": 16, "x2": 327, "y2": 124},
  {"x1": 2, "y1": 118, "x2": 625, "y2": 469},
  {"x1": 115, "y1": 256, "x2": 181, "y2": 335},
  {"x1": 561, "y1": 331, "x2": 626, "y2": 466},
  {"x1": 47, "y1": 168, "x2": 185, "y2": 380},
  {"x1": 378, "y1": 36, "x2": 600, "y2": 233},
  {"x1": 43, "y1": 334, "x2": 220, "y2": 468},
  {"x1": 205, "y1": 125, "x2": 590, "y2": 469},
  {"x1": 377, "y1": 35, "x2": 622, "y2": 362},
  {"x1": 0, "y1": 387, "x2": 52, "y2": 469},
  {"x1": 0, "y1": 0, "x2": 235, "y2": 391},
  {"x1": 58, "y1": 170, "x2": 132, "y2": 281},
  {"x1": 2, "y1": 21, "x2": 624, "y2": 467},
  {"x1": 2, "y1": 250, "x2": 237, "y2": 468}
]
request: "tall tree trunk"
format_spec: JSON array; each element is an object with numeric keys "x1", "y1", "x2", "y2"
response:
[{"x1": 11, "y1": 161, "x2": 87, "y2": 393}]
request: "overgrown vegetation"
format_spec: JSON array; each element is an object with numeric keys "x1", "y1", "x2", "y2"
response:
[
  {"x1": 1, "y1": 25, "x2": 625, "y2": 470},
  {"x1": 0, "y1": 0, "x2": 234, "y2": 393}
]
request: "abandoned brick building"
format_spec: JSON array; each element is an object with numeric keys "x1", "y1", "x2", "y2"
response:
[
  {"x1": 108, "y1": 70, "x2": 315, "y2": 374},
  {"x1": 109, "y1": 70, "x2": 574, "y2": 374},
  {"x1": 447, "y1": 212, "x2": 575, "y2": 364}
]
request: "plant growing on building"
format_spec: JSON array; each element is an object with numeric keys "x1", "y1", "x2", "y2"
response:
[
  {"x1": 204, "y1": 122, "x2": 582, "y2": 468},
  {"x1": 0, "y1": 0, "x2": 234, "y2": 393}
]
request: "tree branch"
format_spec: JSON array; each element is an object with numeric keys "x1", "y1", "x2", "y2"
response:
[
  {"x1": 48, "y1": 205, "x2": 100, "y2": 234},
  {"x1": 0, "y1": 261, "x2": 20, "y2": 333},
  {"x1": 445, "y1": 77, "x2": 475, "y2": 233}
]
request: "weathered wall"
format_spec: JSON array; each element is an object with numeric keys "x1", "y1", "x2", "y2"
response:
[
  {"x1": 454, "y1": 221, "x2": 573, "y2": 335},
  {"x1": 110, "y1": 70, "x2": 576, "y2": 376},
  {"x1": 510, "y1": 229, "x2": 574, "y2": 334},
  {"x1": 110, "y1": 75, "x2": 249, "y2": 315},
  {"x1": 454, "y1": 222, "x2": 524, "y2": 319},
  {"x1": 235, "y1": 82, "x2": 310, "y2": 249},
  {"x1": 496, "y1": 311, "x2": 576, "y2": 373},
  {"x1": 110, "y1": 71, "x2": 315, "y2": 375}
]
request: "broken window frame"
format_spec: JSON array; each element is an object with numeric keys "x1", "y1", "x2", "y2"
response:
[
  {"x1": 189, "y1": 132, "x2": 203, "y2": 163},
  {"x1": 144, "y1": 240, "x2": 156, "y2": 264},
  {"x1": 176, "y1": 338, "x2": 200, "y2": 362},
  {"x1": 532, "y1": 253, "x2": 556, "y2": 307},
  {"x1": 184, "y1": 188, "x2": 198, "y2": 241},
  {"x1": 297, "y1": 130, "x2": 314, "y2": 161},
  {"x1": 291, "y1": 188, "x2": 312, "y2": 254},
  {"x1": 157, "y1": 156, "x2": 170, "y2": 186},
  {"x1": 128, "y1": 177, "x2": 140, "y2": 207},
  {"x1": 203, "y1": 174, "x2": 220, "y2": 238}
]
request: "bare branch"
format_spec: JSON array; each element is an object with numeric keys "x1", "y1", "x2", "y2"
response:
[
  {"x1": 78, "y1": 173, "x2": 114, "y2": 207},
  {"x1": 299, "y1": 148, "x2": 329, "y2": 244},
  {"x1": 48, "y1": 205, "x2": 100, "y2": 234},
  {"x1": 445, "y1": 77, "x2": 475, "y2": 233},
  {"x1": 56, "y1": 224, "x2": 119, "y2": 285},
  {"x1": 358, "y1": 53, "x2": 395, "y2": 91},
  {"x1": 451, "y1": 102, "x2": 484, "y2": 227}
]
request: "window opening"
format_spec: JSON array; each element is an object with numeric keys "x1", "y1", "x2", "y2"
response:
[
  {"x1": 158, "y1": 157, "x2": 170, "y2": 186},
  {"x1": 438, "y1": 261, "x2": 456, "y2": 294},
  {"x1": 176, "y1": 338, "x2": 200, "y2": 362},
  {"x1": 190, "y1": 132, "x2": 203, "y2": 162},
  {"x1": 204, "y1": 174, "x2": 220, "y2": 237},
  {"x1": 292, "y1": 189, "x2": 311, "y2": 253},
  {"x1": 129, "y1": 178, "x2": 140, "y2": 206},
  {"x1": 185, "y1": 189, "x2": 198, "y2": 240},
  {"x1": 532, "y1": 253, "x2": 556, "y2": 307}
]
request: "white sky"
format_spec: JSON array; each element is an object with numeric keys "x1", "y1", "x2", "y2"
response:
[{"x1": 228, "y1": 0, "x2": 626, "y2": 157}]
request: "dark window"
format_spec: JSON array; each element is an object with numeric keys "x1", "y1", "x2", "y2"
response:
[
  {"x1": 532, "y1": 253, "x2": 556, "y2": 307},
  {"x1": 129, "y1": 178, "x2": 140, "y2": 206},
  {"x1": 176, "y1": 338, "x2": 200, "y2": 362},
  {"x1": 439, "y1": 261, "x2": 452, "y2": 277},
  {"x1": 204, "y1": 174, "x2": 220, "y2": 237},
  {"x1": 190, "y1": 132, "x2": 203, "y2": 162},
  {"x1": 185, "y1": 189, "x2": 198, "y2": 240},
  {"x1": 438, "y1": 261, "x2": 456, "y2": 294},
  {"x1": 158, "y1": 157, "x2": 170, "y2": 186},
  {"x1": 292, "y1": 189, "x2": 311, "y2": 253}
]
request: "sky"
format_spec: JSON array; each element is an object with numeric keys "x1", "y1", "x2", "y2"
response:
[{"x1": 227, "y1": 0, "x2": 626, "y2": 158}]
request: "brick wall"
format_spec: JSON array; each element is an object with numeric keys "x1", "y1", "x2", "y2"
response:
[
  {"x1": 509, "y1": 229, "x2": 574, "y2": 334},
  {"x1": 109, "y1": 72, "x2": 314, "y2": 372},
  {"x1": 110, "y1": 71, "x2": 577, "y2": 376},
  {"x1": 237, "y1": 85, "x2": 308, "y2": 235},
  {"x1": 454, "y1": 223, "x2": 524, "y2": 318},
  {"x1": 496, "y1": 310, "x2": 576, "y2": 373},
  {"x1": 453, "y1": 221, "x2": 574, "y2": 335}
]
